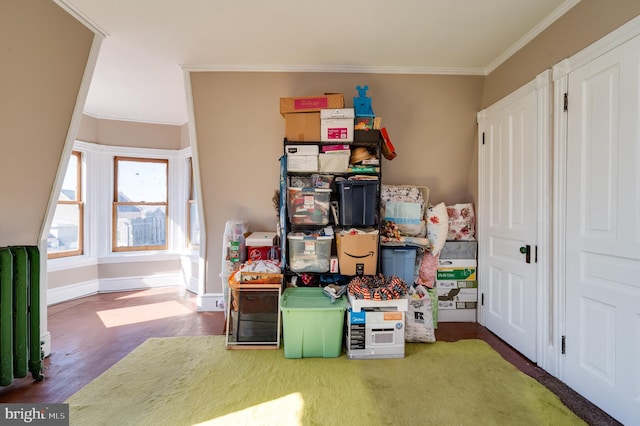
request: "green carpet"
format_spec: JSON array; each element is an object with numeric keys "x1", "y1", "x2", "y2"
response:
[{"x1": 66, "y1": 336, "x2": 584, "y2": 426}]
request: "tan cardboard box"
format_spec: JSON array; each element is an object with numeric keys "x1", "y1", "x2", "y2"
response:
[
  {"x1": 280, "y1": 94, "x2": 344, "y2": 116},
  {"x1": 336, "y1": 230, "x2": 379, "y2": 276},
  {"x1": 285, "y1": 112, "x2": 320, "y2": 142}
]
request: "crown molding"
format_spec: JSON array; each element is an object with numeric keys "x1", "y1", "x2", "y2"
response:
[
  {"x1": 53, "y1": 0, "x2": 109, "y2": 38},
  {"x1": 485, "y1": 0, "x2": 581, "y2": 74},
  {"x1": 181, "y1": 63, "x2": 485, "y2": 76}
]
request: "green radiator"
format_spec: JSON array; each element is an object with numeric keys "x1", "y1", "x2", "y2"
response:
[{"x1": 0, "y1": 246, "x2": 44, "y2": 386}]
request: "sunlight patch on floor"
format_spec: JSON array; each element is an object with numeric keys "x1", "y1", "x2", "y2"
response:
[
  {"x1": 115, "y1": 287, "x2": 182, "y2": 300},
  {"x1": 192, "y1": 393, "x2": 304, "y2": 426},
  {"x1": 96, "y1": 300, "x2": 193, "y2": 327}
]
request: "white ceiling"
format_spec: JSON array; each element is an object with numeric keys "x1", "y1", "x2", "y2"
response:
[{"x1": 55, "y1": 0, "x2": 579, "y2": 126}]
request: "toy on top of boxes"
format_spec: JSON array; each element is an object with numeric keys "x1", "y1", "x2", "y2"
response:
[{"x1": 280, "y1": 86, "x2": 397, "y2": 158}]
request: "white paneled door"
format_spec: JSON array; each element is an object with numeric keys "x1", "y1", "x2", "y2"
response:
[
  {"x1": 478, "y1": 83, "x2": 539, "y2": 362},
  {"x1": 563, "y1": 33, "x2": 640, "y2": 425}
]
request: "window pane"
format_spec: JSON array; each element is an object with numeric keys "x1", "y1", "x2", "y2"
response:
[
  {"x1": 48, "y1": 204, "x2": 80, "y2": 253},
  {"x1": 115, "y1": 205, "x2": 166, "y2": 248},
  {"x1": 117, "y1": 160, "x2": 167, "y2": 203},
  {"x1": 59, "y1": 153, "x2": 78, "y2": 201},
  {"x1": 189, "y1": 203, "x2": 200, "y2": 246}
]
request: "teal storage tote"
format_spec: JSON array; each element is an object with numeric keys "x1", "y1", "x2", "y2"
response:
[{"x1": 280, "y1": 287, "x2": 348, "y2": 358}]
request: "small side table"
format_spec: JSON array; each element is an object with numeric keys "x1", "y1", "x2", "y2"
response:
[{"x1": 225, "y1": 282, "x2": 282, "y2": 350}]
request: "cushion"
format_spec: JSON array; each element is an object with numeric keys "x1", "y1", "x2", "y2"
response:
[
  {"x1": 426, "y1": 202, "x2": 448, "y2": 255},
  {"x1": 416, "y1": 250, "x2": 439, "y2": 289},
  {"x1": 446, "y1": 203, "x2": 476, "y2": 240},
  {"x1": 380, "y1": 185, "x2": 429, "y2": 237}
]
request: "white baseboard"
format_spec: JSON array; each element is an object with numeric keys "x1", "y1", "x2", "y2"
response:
[
  {"x1": 47, "y1": 273, "x2": 186, "y2": 305},
  {"x1": 47, "y1": 279, "x2": 99, "y2": 305},
  {"x1": 98, "y1": 273, "x2": 184, "y2": 293},
  {"x1": 197, "y1": 292, "x2": 225, "y2": 312}
]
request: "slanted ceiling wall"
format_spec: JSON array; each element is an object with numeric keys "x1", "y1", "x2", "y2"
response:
[{"x1": 0, "y1": 0, "x2": 94, "y2": 246}]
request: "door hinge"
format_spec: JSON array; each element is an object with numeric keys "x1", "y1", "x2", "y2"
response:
[
  {"x1": 482, "y1": 132, "x2": 485, "y2": 145},
  {"x1": 563, "y1": 93, "x2": 568, "y2": 111},
  {"x1": 481, "y1": 293, "x2": 484, "y2": 306},
  {"x1": 561, "y1": 335, "x2": 566, "y2": 354}
]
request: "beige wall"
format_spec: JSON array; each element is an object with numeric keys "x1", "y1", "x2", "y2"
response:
[
  {"x1": 77, "y1": 115, "x2": 183, "y2": 149},
  {"x1": 47, "y1": 264, "x2": 98, "y2": 289},
  {"x1": 98, "y1": 260, "x2": 182, "y2": 278},
  {"x1": 470, "y1": 1, "x2": 640, "y2": 211},
  {"x1": 0, "y1": 0, "x2": 94, "y2": 246},
  {"x1": 482, "y1": 0, "x2": 640, "y2": 108},
  {"x1": 191, "y1": 72, "x2": 484, "y2": 293}
]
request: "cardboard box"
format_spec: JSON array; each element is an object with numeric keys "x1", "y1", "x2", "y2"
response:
[
  {"x1": 287, "y1": 155, "x2": 318, "y2": 172},
  {"x1": 318, "y1": 152, "x2": 349, "y2": 173},
  {"x1": 436, "y1": 259, "x2": 477, "y2": 281},
  {"x1": 285, "y1": 112, "x2": 320, "y2": 142},
  {"x1": 280, "y1": 94, "x2": 344, "y2": 116},
  {"x1": 321, "y1": 108, "x2": 354, "y2": 142},
  {"x1": 440, "y1": 240, "x2": 478, "y2": 259},
  {"x1": 321, "y1": 144, "x2": 350, "y2": 153},
  {"x1": 330, "y1": 256, "x2": 339, "y2": 273},
  {"x1": 237, "y1": 272, "x2": 283, "y2": 284},
  {"x1": 246, "y1": 232, "x2": 278, "y2": 247},
  {"x1": 336, "y1": 230, "x2": 378, "y2": 276},
  {"x1": 246, "y1": 246, "x2": 280, "y2": 261},
  {"x1": 438, "y1": 308, "x2": 476, "y2": 322},
  {"x1": 436, "y1": 287, "x2": 478, "y2": 303},
  {"x1": 435, "y1": 280, "x2": 478, "y2": 289},
  {"x1": 285, "y1": 145, "x2": 319, "y2": 156}
]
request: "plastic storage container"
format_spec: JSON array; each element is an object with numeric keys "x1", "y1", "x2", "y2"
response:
[
  {"x1": 337, "y1": 180, "x2": 378, "y2": 226},
  {"x1": 288, "y1": 187, "x2": 331, "y2": 225},
  {"x1": 286, "y1": 232, "x2": 333, "y2": 273},
  {"x1": 381, "y1": 246, "x2": 417, "y2": 286},
  {"x1": 280, "y1": 287, "x2": 348, "y2": 358}
]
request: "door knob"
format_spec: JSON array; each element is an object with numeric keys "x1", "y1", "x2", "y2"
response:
[{"x1": 519, "y1": 245, "x2": 531, "y2": 263}]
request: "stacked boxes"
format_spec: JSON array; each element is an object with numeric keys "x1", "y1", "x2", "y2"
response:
[
  {"x1": 436, "y1": 241, "x2": 478, "y2": 322},
  {"x1": 281, "y1": 94, "x2": 345, "y2": 142}
]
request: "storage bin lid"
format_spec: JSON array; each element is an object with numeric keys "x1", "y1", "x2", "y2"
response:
[
  {"x1": 280, "y1": 287, "x2": 348, "y2": 310},
  {"x1": 287, "y1": 232, "x2": 333, "y2": 241},
  {"x1": 288, "y1": 187, "x2": 331, "y2": 193}
]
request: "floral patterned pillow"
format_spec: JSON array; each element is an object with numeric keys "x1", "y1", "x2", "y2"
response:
[
  {"x1": 446, "y1": 203, "x2": 476, "y2": 240},
  {"x1": 426, "y1": 202, "x2": 448, "y2": 255}
]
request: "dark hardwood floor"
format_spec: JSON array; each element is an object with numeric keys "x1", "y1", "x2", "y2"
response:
[{"x1": 0, "y1": 286, "x2": 620, "y2": 425}]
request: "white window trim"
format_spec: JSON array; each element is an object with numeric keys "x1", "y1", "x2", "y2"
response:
[{"x1": 48, "y1": 141, "x2": 196, "y2": 271}]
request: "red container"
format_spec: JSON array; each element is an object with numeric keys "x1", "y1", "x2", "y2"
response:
[{"x1": 246, "y1": 246, "x2": 280, "y2": 261}]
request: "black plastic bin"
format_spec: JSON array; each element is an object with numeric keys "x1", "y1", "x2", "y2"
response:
[{"x1": 337, "y1": 180, "x2": 378, "y2": 226}]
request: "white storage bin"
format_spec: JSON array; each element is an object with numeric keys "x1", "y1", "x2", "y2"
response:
[{"x1": 287, "y1": 233, "x2": 333, "y2": 273}]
